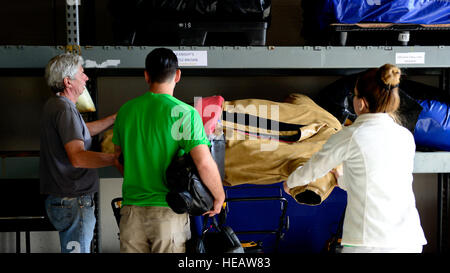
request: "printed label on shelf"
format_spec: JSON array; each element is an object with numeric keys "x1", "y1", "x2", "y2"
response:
[
  {"x1": 174, "y1": 51, "x2": 208, "y2": 67},
  {"x1": 84, "y1": 59, "x2": 121, "y2": 68},
  {"x1": 66, "y1": 0, "x2": 82, "y2": 5},
  {"x1": 395, "y1": 52, "x2": 425, "y2": 64}
]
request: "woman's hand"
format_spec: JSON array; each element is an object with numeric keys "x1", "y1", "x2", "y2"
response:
[
  {"x1": 330, "y1": 164, "x2": 343, "y2": 184},
  {"x1": 283, "y1": 181, "x2": 291, "y2": 196}
]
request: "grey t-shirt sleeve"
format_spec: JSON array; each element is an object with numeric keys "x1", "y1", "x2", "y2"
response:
[{"x1": 56, "y1": 108, "x2": 85, "y2": 145}]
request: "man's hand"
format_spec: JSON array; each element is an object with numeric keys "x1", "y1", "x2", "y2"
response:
[
  {"x1": 64, "y1": 139, "x2": 115, "y2": 168},
  {"x1": 114, "y1": 145, "x2": 124, "y2": 176},
  {"x1": 202, "y1": 198, "x2": 225, "y2": 217},
  {"x1": 113, "y1": 154, "x2": 124, "y2": 176},
  {"x1": 86, "y1": 112, "x2": 117, "y2": 136}
]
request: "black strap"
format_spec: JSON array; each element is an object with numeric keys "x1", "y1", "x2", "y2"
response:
[
  {"x1": 222, "y1": 111, "x2": 304, "y2": 142},
  {"x1": 201, "y1": 215, "x2": 210, "y2": 233},
  {"x1": 223, "y1": 111, "x2": 305, "y2": 131},
  {"x1": 234, "y1": 129, "x2": 302, "y2": 142},
  {"x1": 201, "y1": 207, "x2": 228, "y2": 235}
]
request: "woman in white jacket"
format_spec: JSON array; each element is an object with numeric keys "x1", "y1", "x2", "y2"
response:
[{"x1": 284, "y1": 63, "x2": 427, "y2": 253}]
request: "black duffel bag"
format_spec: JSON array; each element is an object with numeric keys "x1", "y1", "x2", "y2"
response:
[{"x1": 165, "y1": 152, "x2": 214, "y2": 216}]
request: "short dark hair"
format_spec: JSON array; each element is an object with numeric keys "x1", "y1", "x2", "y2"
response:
[{"x1": 145, "y1": 48, "x2": 179, "y2": 83}]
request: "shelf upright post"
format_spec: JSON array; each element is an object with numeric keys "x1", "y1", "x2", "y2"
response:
[
  {"x1": 65, "y1": 0, "x2": 101, "y2": 254},
  {"x1": 65, "y1": 0, "x2": 80, "y2": 47}
]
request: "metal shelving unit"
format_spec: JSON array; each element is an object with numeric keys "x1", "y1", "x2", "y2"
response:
[
  {"x1": 1, "y1": 45, "x2": 450, "y2": 254},
  {"x1": 1, "y1": 45, "x2": 449, "y2": 69},
  {"x1": 0, "y1": 0, "x2": 449, "y2": 253}
]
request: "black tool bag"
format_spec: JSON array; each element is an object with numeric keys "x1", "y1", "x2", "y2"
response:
[
  {"x1": 191, "y1": 214, "x2": 244, "y2": 253},
  {"x1": 165, "y1": 153, "x2": 214, "y2": 216}
]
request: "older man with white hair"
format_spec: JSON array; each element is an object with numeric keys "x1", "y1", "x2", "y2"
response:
[{"x1": 40, "y1": 53, "x2": 117, "y2": 253}]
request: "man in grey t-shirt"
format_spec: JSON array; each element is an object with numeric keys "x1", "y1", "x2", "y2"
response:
[
  {"x1": 40, "y1": 95, "x2": 99, "y2": 196},
  {"x1": 40, "y1": 53, "x2": 117, "y2": 253}
]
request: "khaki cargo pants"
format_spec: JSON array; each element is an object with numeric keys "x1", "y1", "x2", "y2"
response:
[{"x1": 119, "y1": 205, "x2": 191, "y2": 253}]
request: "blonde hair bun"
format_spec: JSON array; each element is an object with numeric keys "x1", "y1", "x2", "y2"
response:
[{"x1": 379, "y1": 63, "x2": 401, "y2": 87}]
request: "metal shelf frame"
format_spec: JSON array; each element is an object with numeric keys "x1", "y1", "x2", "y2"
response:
[
  {"x1": 1, "y1": 45, "x2": 449, "y2": 253},
  {"x1": 1, "y1": 45, "x2": 450, "y2": 69},
  {"x1": 1, "y1": 0, "x2": 449, "y2": 254}
]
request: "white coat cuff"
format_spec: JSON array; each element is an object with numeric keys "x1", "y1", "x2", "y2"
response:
[{"x1": 286, "y1": 166, "x2": 308, "y2": 188}]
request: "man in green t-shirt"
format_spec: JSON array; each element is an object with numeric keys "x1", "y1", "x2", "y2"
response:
[{"x1": 112, "y1": 48, "x2": 225, "y2": 253}]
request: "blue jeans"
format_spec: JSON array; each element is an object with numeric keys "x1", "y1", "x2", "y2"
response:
[{"x1": 45, "y1": 194, "x2": 96, "y2": 253}]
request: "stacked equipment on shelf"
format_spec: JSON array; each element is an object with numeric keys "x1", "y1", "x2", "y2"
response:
[
  {"x1": 108, "y1": 0, "x2": 271, "y2": 46},
  {"x1": 302, "y1": 0, "x2": 450, "y2": 46}
]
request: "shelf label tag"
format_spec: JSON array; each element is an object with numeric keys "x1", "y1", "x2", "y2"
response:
[
  {"x1": 84, "y1": 59, "x2": 121, "y2": 68},
  {"x1": 395, "y1": 52, "x2": 425, "y2": 64},
  {"x1": 174, "y1": 51, "x2": 208, "y2": 67}
]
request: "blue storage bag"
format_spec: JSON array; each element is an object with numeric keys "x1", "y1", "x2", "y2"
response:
[
  {"x1": 323, "y1": 0, "x2": 450, "y2": 26},
  {"x1": 414, "y1": 100, "x2": 450, "y2": 151}
]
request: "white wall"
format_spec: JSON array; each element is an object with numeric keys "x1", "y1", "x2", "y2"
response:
[
  {"x1": 413, "y1": 174, "x2": 438, "y2": 252},
  {"x1": 98, "y1": 178, "x2": 122, "y2": 253}
]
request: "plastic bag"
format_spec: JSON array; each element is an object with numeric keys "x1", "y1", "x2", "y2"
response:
[
  {"x1": 324, "y1": 0, "x2": 450, "y2": 25},
  {"x1": 414, "y1": 100, "x2": 450, "y2": 151},
  {"x1": 75, "y1": 87, "x2": 96, "y2": 113}
]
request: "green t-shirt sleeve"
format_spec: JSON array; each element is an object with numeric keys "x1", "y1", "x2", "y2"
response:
[{"x1": 178, "y1": 107, "x2": 210, "y2": 154}]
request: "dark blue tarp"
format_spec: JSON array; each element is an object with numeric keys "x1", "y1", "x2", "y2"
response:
[
  {"x1": 322, "y1": 0, "x2": 450, "y2": 26},
  {"x1": 192, "y1": 182, "x2": 347, "y2": 253},
  {"x1": 414, "y1": 100, "x2": 450, "y2": 151}
]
